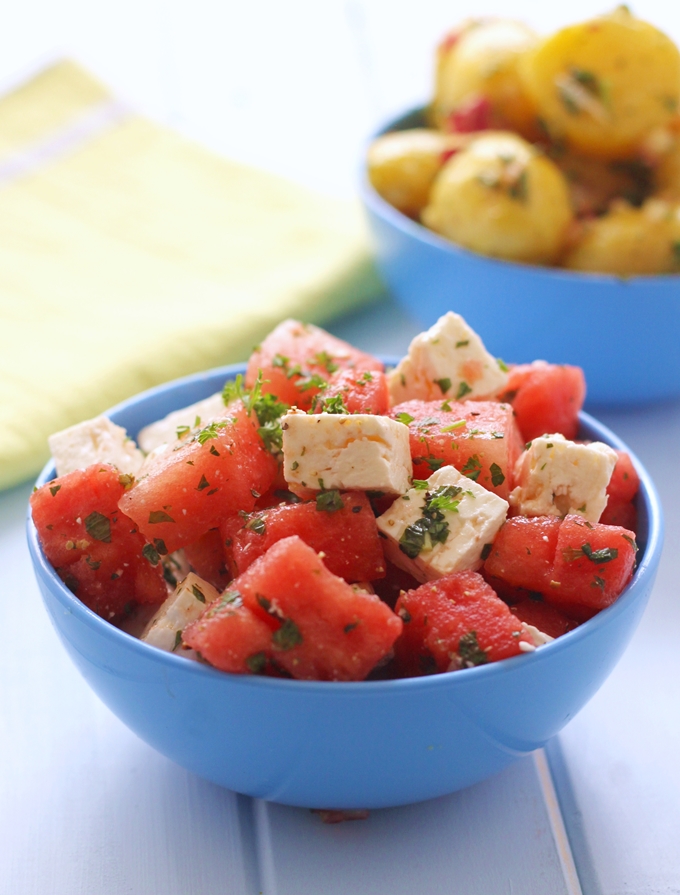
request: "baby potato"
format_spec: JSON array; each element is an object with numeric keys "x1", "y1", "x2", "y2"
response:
[
  {"x1": 367, "y1": 129, "x2": 466, "y2": 218},
  {"x1": 421, "y1": 131, "x2": 573, "y2": 264},
  {"x1": 432, "y1": 18, "x2": 538, "y2": 136},
  {"x1": 520, "y1": 7, "x2": 680, "y2": 158},
  {"x1": 562, "y1": 199, "x2": 680, "y2": 273}
]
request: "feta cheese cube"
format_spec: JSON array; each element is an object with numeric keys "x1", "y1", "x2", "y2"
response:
[
  {"x1": 376, "y1": 465, "x2": 508, "y2": 583},
  {"x1": 141, "y1": 572, "x2": 219, "y2": 654},
  {"x1": 137, "y1": 392, "x2": 229, "y2": 454},
  {"x1": 509, "y1": 434, "x2": 617, "y2": 523},
  {"x1": 281, "y1": 410, "x2": 412, "y2": 494},
  {"x1": 519, "y1": 623, "x2": 554, "y2": 651},
  {"x1": 387, "y1": 311, "x2": 508, "y2": 405},
  {"x1": 49, "y1": 415, "x2": 144, "y2": 478}
]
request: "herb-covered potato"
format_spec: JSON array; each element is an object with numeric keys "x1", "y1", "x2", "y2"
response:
[
  {"x1": 520, "y1": 7, "x2": 680, "y2": 159},
  {"x1": 562, "y1": 199, "x2": 680, "y2": 273},
  {"x1": 432, "y1": 18, "x2": 538, "y2": 137},
  {"x1": 367, "y1": 129, "x2": 466, "y2": 218},
  {"x1": 421, "y1": 131, "x2": 573, "y2": 264}
]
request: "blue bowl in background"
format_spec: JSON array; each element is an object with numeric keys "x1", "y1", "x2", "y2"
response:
[
  {"x1": 361, "y1": 108, "x2": 680, "y2": 407},
  {"x1": 27, "y1": 363, "x2": 664, "y2": 809}
]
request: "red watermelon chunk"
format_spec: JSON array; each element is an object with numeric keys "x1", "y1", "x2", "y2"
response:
[
  {"x1": 499, "y1": 361, "x2": 586, "y2": 442},
  {"x1": 184, "y1": 529, "x2": 231, "y2": 591},
  {"x1": 394, "y1": 570, "x2": 532, "y2": 676},
  {"x1": 231, "y1": 536, "x2": 402, "y2": 681},
  {"x1": 182, "y1": 591, "x2": 276, "y2": 674},
  {"x1": 606, "y1": 450, "x2": 640, "y2": 505},
  {"x1": 30, "y1": 463, "x2": 167, "y2": 619},
  {"x1": 389, "y1": 399, "x2": 523, "y2": 499},
  {"x1": 221, "y1": 492, "x2": 385, "y2": 583},
  {"x1": 246, "y1": 319, "x2": 383, "y2": 411},
  {"x1": 548, "y1": 515, "x2": 638, "y2": 610},
  {"x1": 311, "y1": 368, "x2": 389, "y2": 415},
  {"x1": 503, "y1": 595, "x2": 579, "y2": 640},
  {"x1": 119, "y1": 404, "x2": 277, "y2": 553},
  {"x1": 484, "y1": 516, "x2": 562, "y2": 594}
]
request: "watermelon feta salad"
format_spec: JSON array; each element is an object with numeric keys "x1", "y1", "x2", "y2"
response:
[{"x1": 31, "y1": 312, "x2": 640, "y2": 682}]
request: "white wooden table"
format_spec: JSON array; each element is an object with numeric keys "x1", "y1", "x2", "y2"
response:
[{"x1": 2, "y1": 3, "x2": 680, "y2": 891}]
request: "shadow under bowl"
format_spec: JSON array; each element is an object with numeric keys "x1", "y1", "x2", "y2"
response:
[
  {"x1": 361, "y1": 108, "x2": 680, "y2": 407},
  {"x1": 27, "y1": 362, "x2": 664, "y2": 808}
]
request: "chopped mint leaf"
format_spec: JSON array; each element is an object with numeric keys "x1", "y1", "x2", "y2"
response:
[
  {"x1": 461, "y1": 455, "x2": 482, "y2": 482},
  {"x1": 434, "y1": 378, "x2": 451, "y2": 395},
  {"x1": 246, "y1": 651, "x2": 267, "y2": 673},
  {"x1": 148, "y1": 510, "x2": 175, "y2": 524},
  {"x1": 142, "y1": 543, "x2": 161, "y2": 566},
  {"x1": 490, "y1": 463, "x2": 505, "y2": 487},
  {"x1": 395, "y1": 412, "x2": 415, "y2": 425},
  {"x1": 272, "y1": 618, "x2": 303, "y2": 650},
  {"x1": 196, "y1": 475, "x2": 210, "y2": 491},
  {"x1": 458, "y1": 631, "x2": 488, "y2": 667},
  {"x1": 85, "y1": 511, "x2": 111, "y2": 542},
  {"x1": 316, "y1": 490, "x2": 344, "y2": 513},
  {"x1": 456, "y1": 381, "x2": 472, "y2": 400},
  {"x1": 191, "y1": 584, "x2": 206, "y2": 603}
]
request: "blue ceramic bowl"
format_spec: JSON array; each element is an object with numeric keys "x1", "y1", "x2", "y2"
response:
[
  {"x1": 362, "y1": 108, "x2": 680, "y2": 407},
  {"x1": 27, "y1": 363, "x2": 663, "y2": 809}
]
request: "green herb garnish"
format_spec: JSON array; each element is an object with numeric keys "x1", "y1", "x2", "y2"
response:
[{"x1": 85, "y1": 511, "x2": 111, "y2": 542}]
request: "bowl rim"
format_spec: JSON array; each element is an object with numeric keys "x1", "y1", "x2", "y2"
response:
[
  {"x1": 361, "y1": 104, "x2": 680, "y2": 286},
  {"x1": 27, "y1": 360, "x2": 665, "y2": 695}
]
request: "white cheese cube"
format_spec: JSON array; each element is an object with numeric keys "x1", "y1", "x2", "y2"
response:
[
  {"x1": 509, "y1": 434, "x2": 617, "y2": 523},
  {"x1": 48, "y1": 415, "x2": 144, "y2": 478},
  {"x1": 137, "y1": 392, "x2": 229, "y2": 454},
  {"x1": 141, "y1": 572, "x2": 219, "y2": 655},
  {"x1": 387, "y1": 311, "x2": 508, "y2": 405},
  {"x1": 281, "y1": 410, "x2": 412, "y2": 494},
  {"x1": 376, "y1": 465, "x2": 508, "y2": 583},
  {"x1": 519, "y1": 623, "x2": 554, "y2": 652}
]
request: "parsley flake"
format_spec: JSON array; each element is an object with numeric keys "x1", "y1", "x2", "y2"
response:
[
  {"x1": 434, "y1": 377, "x2": 451, "y2": 395},
  {"x1": 456, "y1": 381, "x2": 473, "y2": 400}
]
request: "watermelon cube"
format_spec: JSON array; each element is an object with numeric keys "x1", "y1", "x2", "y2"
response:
[
  {"x1": 30, "y1": 463, "x2": 167, "y2": 619},
  {"x1": 119, "y1": 404, "x2": 277, "y2": 552},
  {"x1": 221, "y1": 492, "x2": 385, "y2": 582},
  {"x1": 232, "y1": 536, "x2": 402, "y2": 681},
  {"x1": 389, "y1": 399, "x2": 524, "y2": 499},
  {"x1": 394, "y1": 570, "x2": 533, "y2": 676},
  {"x1": 246, "y1": 319, "x2": 383, "y2": 411},
  {"x1": 548, "y1": 515, "x2": 638, "y2": 610}
]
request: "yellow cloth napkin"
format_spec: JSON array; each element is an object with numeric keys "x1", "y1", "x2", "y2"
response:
[{"x1": 0, "y1": 61, "x2": 383, "y2": 491}]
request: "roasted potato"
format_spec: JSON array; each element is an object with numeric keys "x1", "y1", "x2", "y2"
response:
[
  {"x1": 367, "y1": 129, "x2": 466, "y2": 218},
  {"x1": 520, "y1": 7, "x2": 680, "y2": 158},
  {"x1": 432, "y1": 19, "x2": 538, "y2": 137},
  {"x1": 422, "y1": 131, "x2": 572, "y2": 264},
  {"x1": 563, "y1": 199, "x2": 680, "y2": 273}
]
